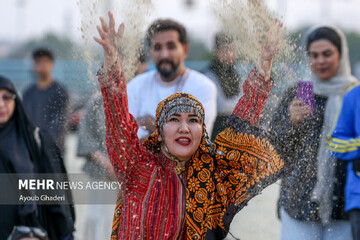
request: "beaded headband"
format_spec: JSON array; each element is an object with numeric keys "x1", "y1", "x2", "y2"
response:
[{"x1": 156, "y1": 92, "x2": 205, "y2": 131}]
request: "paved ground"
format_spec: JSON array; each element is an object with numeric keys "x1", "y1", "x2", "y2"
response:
[
  {"x1": 225, "y1": 183, "x2": 281, "y2": 240},
  {"x1": 64, "y1": 134, "x2": 88, "y2": 239},
  {"x1": 65, "y1": 134, "x2": 281, "y2": 240}
]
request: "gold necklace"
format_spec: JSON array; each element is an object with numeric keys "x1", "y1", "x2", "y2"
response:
[
  {"x1": 174, "y1": 161, "x2": 186, "y2": 175},
  {"x1": 162, "y1": 142, "x2": 187, "y2": 175}
]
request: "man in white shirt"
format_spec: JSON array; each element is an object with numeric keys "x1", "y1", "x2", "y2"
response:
[{"x1": 127, "y1": 19, "x2": 217, "y2": 141}]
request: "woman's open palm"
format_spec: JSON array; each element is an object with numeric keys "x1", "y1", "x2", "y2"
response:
[{"x1": 94, "y1": 11, "x2": 125, "y2": 69}]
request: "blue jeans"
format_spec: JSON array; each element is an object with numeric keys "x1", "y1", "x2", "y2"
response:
[{"x1": 279, "y1": 207, "x2": 352, "y2": 240}]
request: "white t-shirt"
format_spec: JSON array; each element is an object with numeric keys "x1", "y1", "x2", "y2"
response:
[{"x1": 127, "y1": 69, "x2": 217, "y2": 139}]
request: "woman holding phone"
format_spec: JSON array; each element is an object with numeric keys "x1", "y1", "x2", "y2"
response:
[{"x1": 270, "y1": 26, "x2": 357, "y2": 239}]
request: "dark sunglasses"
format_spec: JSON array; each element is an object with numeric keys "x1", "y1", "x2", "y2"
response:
[{"x1": 7, "y1": 225, "x2": 47, "y2": 240}]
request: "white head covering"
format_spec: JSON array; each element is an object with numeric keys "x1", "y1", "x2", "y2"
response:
[{"x1": 307, "y1": 25, "x2": 358, "y2": 96}]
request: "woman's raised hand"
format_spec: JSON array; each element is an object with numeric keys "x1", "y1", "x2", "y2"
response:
[
  {"x1": 94, "y1": 11, "x2": 125, "y2": 69},
  {"x1": 261, "y1": 19, "x2": 283, "y2": 61},
  {"x1": 257, "y1": 19, "x2": 283, "y2": 79}
]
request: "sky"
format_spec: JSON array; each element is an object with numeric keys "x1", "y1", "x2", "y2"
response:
[{"x1": 1, "y1": 0, "x2": 360, "y2": 47}]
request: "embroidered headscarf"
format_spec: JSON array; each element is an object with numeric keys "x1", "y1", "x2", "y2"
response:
[
  {"x1": 305, "y1": 25, "x2": 358, "y2": 225},
  {"x1": 144, "y1": 92, "x2": 212, "y2": 158}
]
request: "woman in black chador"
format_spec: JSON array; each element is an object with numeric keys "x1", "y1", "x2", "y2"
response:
[{"x1": 0, "y1": 76, "x2": 75, "y2": 240}]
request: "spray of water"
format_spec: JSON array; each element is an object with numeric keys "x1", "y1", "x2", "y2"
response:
[
  {"x1": 77, "y1": 0, "x2": 102, "y2": 84},
  {"x1": 210, "y1": 0, "x2": 306, "y2": 127},
  {"x1": 111, "y1": 0, "x2": 153, "y2": 79},
  {"x1": 78, "y1": 0, "x2": 153, "y2": 82}
]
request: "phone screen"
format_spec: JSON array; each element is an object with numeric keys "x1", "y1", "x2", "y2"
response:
[{"x1": 296, "y1": 81, "x2": 314, "y2": 114}]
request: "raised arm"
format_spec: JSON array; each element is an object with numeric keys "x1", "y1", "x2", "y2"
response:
[
  {"x1": 256, "y1": 19, "x2": 283, "y2": 79},
  {"x1": 232, "y1": 19, "x2": 283, "y2": 126},
  {"x1": 212, "y1": 20, "x2": 288, "y2": 214},
  {"x1": 94, "y1": 11, "x2": 149, "y2": 181}
]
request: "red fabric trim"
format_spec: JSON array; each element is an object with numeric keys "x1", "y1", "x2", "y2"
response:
[
  {"x1": 99, "y1": 65, "x2": 185, "y2": 239},
  {"x1": 232, "y1": 69, "x2": 274, "y2": 126}
]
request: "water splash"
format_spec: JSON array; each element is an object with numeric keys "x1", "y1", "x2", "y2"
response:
[
  {"x1": 77, "y1": 0, "x2": 102, "y2": 84},
  {"x1": 77, "y1": 0, "x2": 153, "y2": 82},
  {"x1": 112, "y1": 0, "x2": 153, "y2": 79},
  {"x1": 211, "y1": 0, "x2": 303, "y2": 70},
  {"x1": 210, "y1": 0, "x2": 307, "y2": 127}
]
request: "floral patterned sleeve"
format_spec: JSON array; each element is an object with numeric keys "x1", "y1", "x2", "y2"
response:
[
  {"x1": 213, "y1": 69, "x2": 286, "y2": 218},
  {"x1": 97, "y1": 63, "x2": 151, "y2": 183}
]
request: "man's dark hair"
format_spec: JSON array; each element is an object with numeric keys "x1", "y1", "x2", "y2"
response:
[
  {"x1": 32, "y1": 48, "x2": 54, "y2": 61},
  {"x1": 306, "y1": 27, "x2": 342, "y2": 56},
  {"x1": 145, "y1": 19, "x2": 188, "y2": 47}
]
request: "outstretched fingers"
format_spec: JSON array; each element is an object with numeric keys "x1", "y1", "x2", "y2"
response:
[
  {"x1": 267, "y1": 18, "x2": 284, "y2": 56},
  {"x1": 93, "y1": 11, "x2": 126, "y2": 69},
  {"x1": 100, "y1": 16, "x2": 109, "y2": 33},
  {"x1": 96, "y1": 25, "x2": 107, "y2": 40},
  {"x1": 94, "y1": 25, "x2": 108, "y2": 50},
  {"x1": 118, "y1": 23, "x2": 125, "y2": 41},
  {"x1": 108, "y1": 11, "x2": 124, "y2": 41},
  {"x1": 108, "y1": 11, "x2": 116, "y2": 32},
  {"x1": 269, "y1": 19, "x2": 282, "y2": 39},
  {"x1": 93, "y1": 36, "x2": 104, "y2": 46}
]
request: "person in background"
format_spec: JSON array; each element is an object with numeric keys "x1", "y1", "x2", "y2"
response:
[
  {"x1": 327, "y1": 82, "x2": 360, "y2": 240},
  {"x1": 126, "y1": 18, "x2": 217, "y2": 141},
  {"x1": 270, "y1": 25, "x2": 356, "y2": 240},
  {"x1": 22, "y1": 48, "x2": 70, "y2": 155},
  {"x1": 0, "y1": 76, "x2": 75, "y2": 240},
  {"x1": 202, "y1": 32, "x2": 241, "y2": 140}
]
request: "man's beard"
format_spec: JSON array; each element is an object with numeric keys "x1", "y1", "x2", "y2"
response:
[{"x1": 156, "y1": 59, "x2": 179, "y2": 80}]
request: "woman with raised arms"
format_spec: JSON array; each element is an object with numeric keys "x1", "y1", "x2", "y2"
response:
[{"x1": 94, "y1": 11, "x2": 294, "y2": 240}]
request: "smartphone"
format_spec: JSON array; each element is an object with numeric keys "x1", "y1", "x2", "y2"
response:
[{"x1": 296, "y1": 81, "x2": 314, "y2": 114}]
